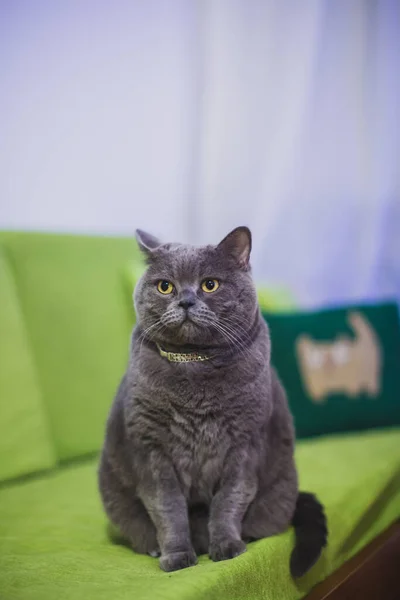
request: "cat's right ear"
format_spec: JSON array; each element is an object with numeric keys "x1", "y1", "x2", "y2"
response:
[
  {"x1": 135, "y1": 229, "x2": 161, "y2": 257},
  {"x1": 217, "y1": 226, "x2": 252, "y2": 270}
]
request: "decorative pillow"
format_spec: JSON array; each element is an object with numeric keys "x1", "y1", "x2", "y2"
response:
[{"x1": 263, "y1": 303, "x2": 400, "y2": 438}]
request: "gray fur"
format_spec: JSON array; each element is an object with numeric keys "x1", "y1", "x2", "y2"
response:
[{"x1": 98, "y1": 227, "x2": 319, "y2": 574}]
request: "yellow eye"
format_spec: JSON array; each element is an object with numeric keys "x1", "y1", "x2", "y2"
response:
[
  {"x1": 201, "y1": 279, "x2": 220, "y2": 293},
  {"x1": 157, "y1": 280, "x2": 174, "y2": 295}
]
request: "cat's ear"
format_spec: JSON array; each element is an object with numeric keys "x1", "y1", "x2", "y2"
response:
[
  {"x1": 135, "y1": 229, "x2": 161, "y2": 256},
  {"x1": 217, "y1": 226, "x2": 252, "y2": 269}
]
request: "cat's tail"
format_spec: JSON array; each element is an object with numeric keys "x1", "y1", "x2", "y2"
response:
[{"x1": 290, "y1": 492, "x2": 328, "y2": 578}]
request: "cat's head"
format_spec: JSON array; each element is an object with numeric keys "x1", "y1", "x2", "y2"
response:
[{"x1": 134, "y1": 227, "x2": 258, "y2": 348}]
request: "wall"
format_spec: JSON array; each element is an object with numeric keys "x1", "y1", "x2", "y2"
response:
[
  {"x1": 0, "y1": 0, "x2": 201, "y2": 242},
  {"x1": 1, "y1": 1, "x2": 399, "y2": 306}
]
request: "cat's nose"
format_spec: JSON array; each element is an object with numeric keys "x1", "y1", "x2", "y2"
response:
[
  {"x1": 178, "y1": 292, "x2": 196, "y2": 310},
  {"x1": 179, "y1": 298, "x2": 196, "y2": 310}
]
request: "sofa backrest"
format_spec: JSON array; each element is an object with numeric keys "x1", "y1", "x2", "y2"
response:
[
  {"x1": 0, "y1": 246, "x2": 56, "y2": 482},
  {"x1": 0, "y1": 232, "x2": 140, "y2": 472}
]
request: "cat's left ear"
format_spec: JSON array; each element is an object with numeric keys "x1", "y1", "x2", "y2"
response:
[
  {"x1": 135, "y1": 229, "x2": 161, "y2": 256},
  {"x1": 217, "y1": 226, "x2": 252, "y2": 269}
]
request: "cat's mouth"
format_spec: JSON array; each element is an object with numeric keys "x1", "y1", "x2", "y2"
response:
[
  {"x1": 179, "y1": 316, "x2": 202, "y2": 331},
  {"x1": 158, "y1": 308, "x2": 217, "y2": 346},
  {"x1": 164, "y1": 315, "x2": 209, "y2": 345},
  {"x1": 167, "y1": 310, "x2": 206, "y2": 329}
]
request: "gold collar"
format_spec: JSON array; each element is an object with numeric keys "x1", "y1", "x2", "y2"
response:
[{"x1": 156, "y1": 344, "x2": 211, "y2": 363}]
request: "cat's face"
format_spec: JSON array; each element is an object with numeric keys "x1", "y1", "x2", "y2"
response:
[{"x1": 134, "y1": 227, "x2": 258, "y2": 348}]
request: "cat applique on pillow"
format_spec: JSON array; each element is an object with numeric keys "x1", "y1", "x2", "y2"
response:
[{"x1": 296, "y1": 312, "x2": 381, "y2": 403}]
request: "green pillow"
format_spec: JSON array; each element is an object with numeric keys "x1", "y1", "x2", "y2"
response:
[
  {"x1": 0, "y1": 248, "x2": 56, "y2": 481},
  {"x1": 263, "y1": 303, "x2": 400, "y2": 438}
]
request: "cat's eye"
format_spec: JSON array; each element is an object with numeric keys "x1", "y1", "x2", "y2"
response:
[
  {"x1": 157, "y1": 280, "x2": 174, "y2": 295},
  {"x1": 201, "y1": 279, "x2": 220, "y2": 293}
]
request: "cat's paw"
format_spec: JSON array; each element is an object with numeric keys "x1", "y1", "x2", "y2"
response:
[
  {"x1": 209, "y1": 539, "x2": 246, "y2": 562},
  {"x1": 159, "y1": 549, "x2": 198, "y2": 572}
]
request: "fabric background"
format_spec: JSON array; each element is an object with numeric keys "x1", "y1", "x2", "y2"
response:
[{"x1": 1, "y1": 0, "x2": 399, "y2": 307}]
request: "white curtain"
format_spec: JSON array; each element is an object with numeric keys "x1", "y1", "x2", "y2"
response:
[
  {"x1": 1, "y1": 0, "x2": 399, "y2": 307},
  {"x1": 195, "y1": 0, "x2": 400, "y2": 307},
  {"x1": 0, "y1": 1, "x2": 201, "y2": 242}
]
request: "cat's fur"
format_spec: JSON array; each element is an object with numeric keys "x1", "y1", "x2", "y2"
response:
[{"x1": 98, "y1": 227, "x2": 327, "y2": 576}]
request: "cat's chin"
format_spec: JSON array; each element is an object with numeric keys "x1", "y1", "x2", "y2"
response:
[
  {"x1": 174, "y1": 320, "x2": 204, "y2": 343},
  {"x1": 159, "y1": 320, "x2": 212, "y2": 347}
]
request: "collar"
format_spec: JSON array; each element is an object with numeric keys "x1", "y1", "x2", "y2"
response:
[{"x1": 156, "y1": 343, "x2": 212, "y2": 363}]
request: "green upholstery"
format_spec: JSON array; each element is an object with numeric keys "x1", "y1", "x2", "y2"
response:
[
  {"x1": 0, "y1": 248, "x2": 56, "y2": 482},
  {"x1": 0, "y1": 232, "x2": 140, "y2": 462},
  {"x1": 257, "y1": 286, "x2": 297, "y2": 312},
  {"x1": 0, "y1": 429, "x2": 399, "y2": 600},
  {"x1": 0, "y1": 231, "x2": 399, "y2": 600}
]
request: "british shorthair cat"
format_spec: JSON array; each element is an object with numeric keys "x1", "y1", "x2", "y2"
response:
[{"x1": 98, "y1": 227, "x2": 327, "y2": 576}]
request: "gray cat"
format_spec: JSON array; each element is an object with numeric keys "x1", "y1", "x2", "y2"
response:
[{"x1": 98, "y1": 226, "x2": 327, "y2": 577}]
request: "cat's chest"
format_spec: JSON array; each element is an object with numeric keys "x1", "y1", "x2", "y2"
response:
[{"x1": 169, "y1": 407, "x2": 229, "y2": 500}]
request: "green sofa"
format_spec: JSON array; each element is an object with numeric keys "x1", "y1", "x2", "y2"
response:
[{"x1": 0, "y1": 231, "x2": 399, "y2": 600}]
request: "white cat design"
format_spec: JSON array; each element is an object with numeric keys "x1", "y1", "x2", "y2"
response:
[{"x1": 296, "y1": 312, "x2": 382, "y2": 403}]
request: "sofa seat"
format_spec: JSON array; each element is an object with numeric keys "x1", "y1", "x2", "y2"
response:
[{"x1": 1, "y1": 428, "x2": 399, "y2": 600}]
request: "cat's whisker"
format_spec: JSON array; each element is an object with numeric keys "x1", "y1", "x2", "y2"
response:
[
  {"x1": 191, "y1": 315, "x2": 233, "y2": 349},
  {"x1": 209, "y1": 320, "x2": 250, "y2": 358},
  {"x1": 218, "y1": 316, "x2": 254, "y2": 345},
  {"x1": 137, "y1": 321, "x2": 162, "y2": 344},
  {"x1": 219, "y1": 325, "x2": 252, "y2": 354},
  {"x1": 137, "y1": 320, "x2": 164, "y2": 357},
  {"x1": 208, "y1": 322, "x2": 237, "y2": 354},
  {"x1": 215, "y1": 321, "x2": 254, "y2": 358},
  {"x1": 212, "y1": 316, "x2": 249, "y2": 347}
]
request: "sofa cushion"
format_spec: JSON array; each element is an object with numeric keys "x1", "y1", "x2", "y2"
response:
[
  {"x1": 0, "y1": 428, "x2": 399, "y2": 600},
  {"x1": 264, "y1": 303, "x2": 400, "y2": 438},
  {"x1": 0, "y1": 247, "x2": 56, "y2": 482},
  {"x1": 1, "y1": 232, "x2": 140, "y2": 462}
]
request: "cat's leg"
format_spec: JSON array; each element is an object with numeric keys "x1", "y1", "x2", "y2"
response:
[
  {"x1": 241, "y1": 473, "x2": 297, "y2": 540},
  {"x1": 208, "y1": 450, "x2": 257, "y2": 562},
  {"x1": 99, "y1": 454, "x2": 159, "y2": 556},
  {"x1": 134, "y1": 448, "x2": 197, "y2": 572}
]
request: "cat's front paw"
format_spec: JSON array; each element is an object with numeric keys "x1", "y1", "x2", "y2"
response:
[
  {"x1": 159, "y1": 549, "x2": 198, "y2": 572},
  {"x1": 209, "y1": 539, "x2": 246, "y2": 562}
]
